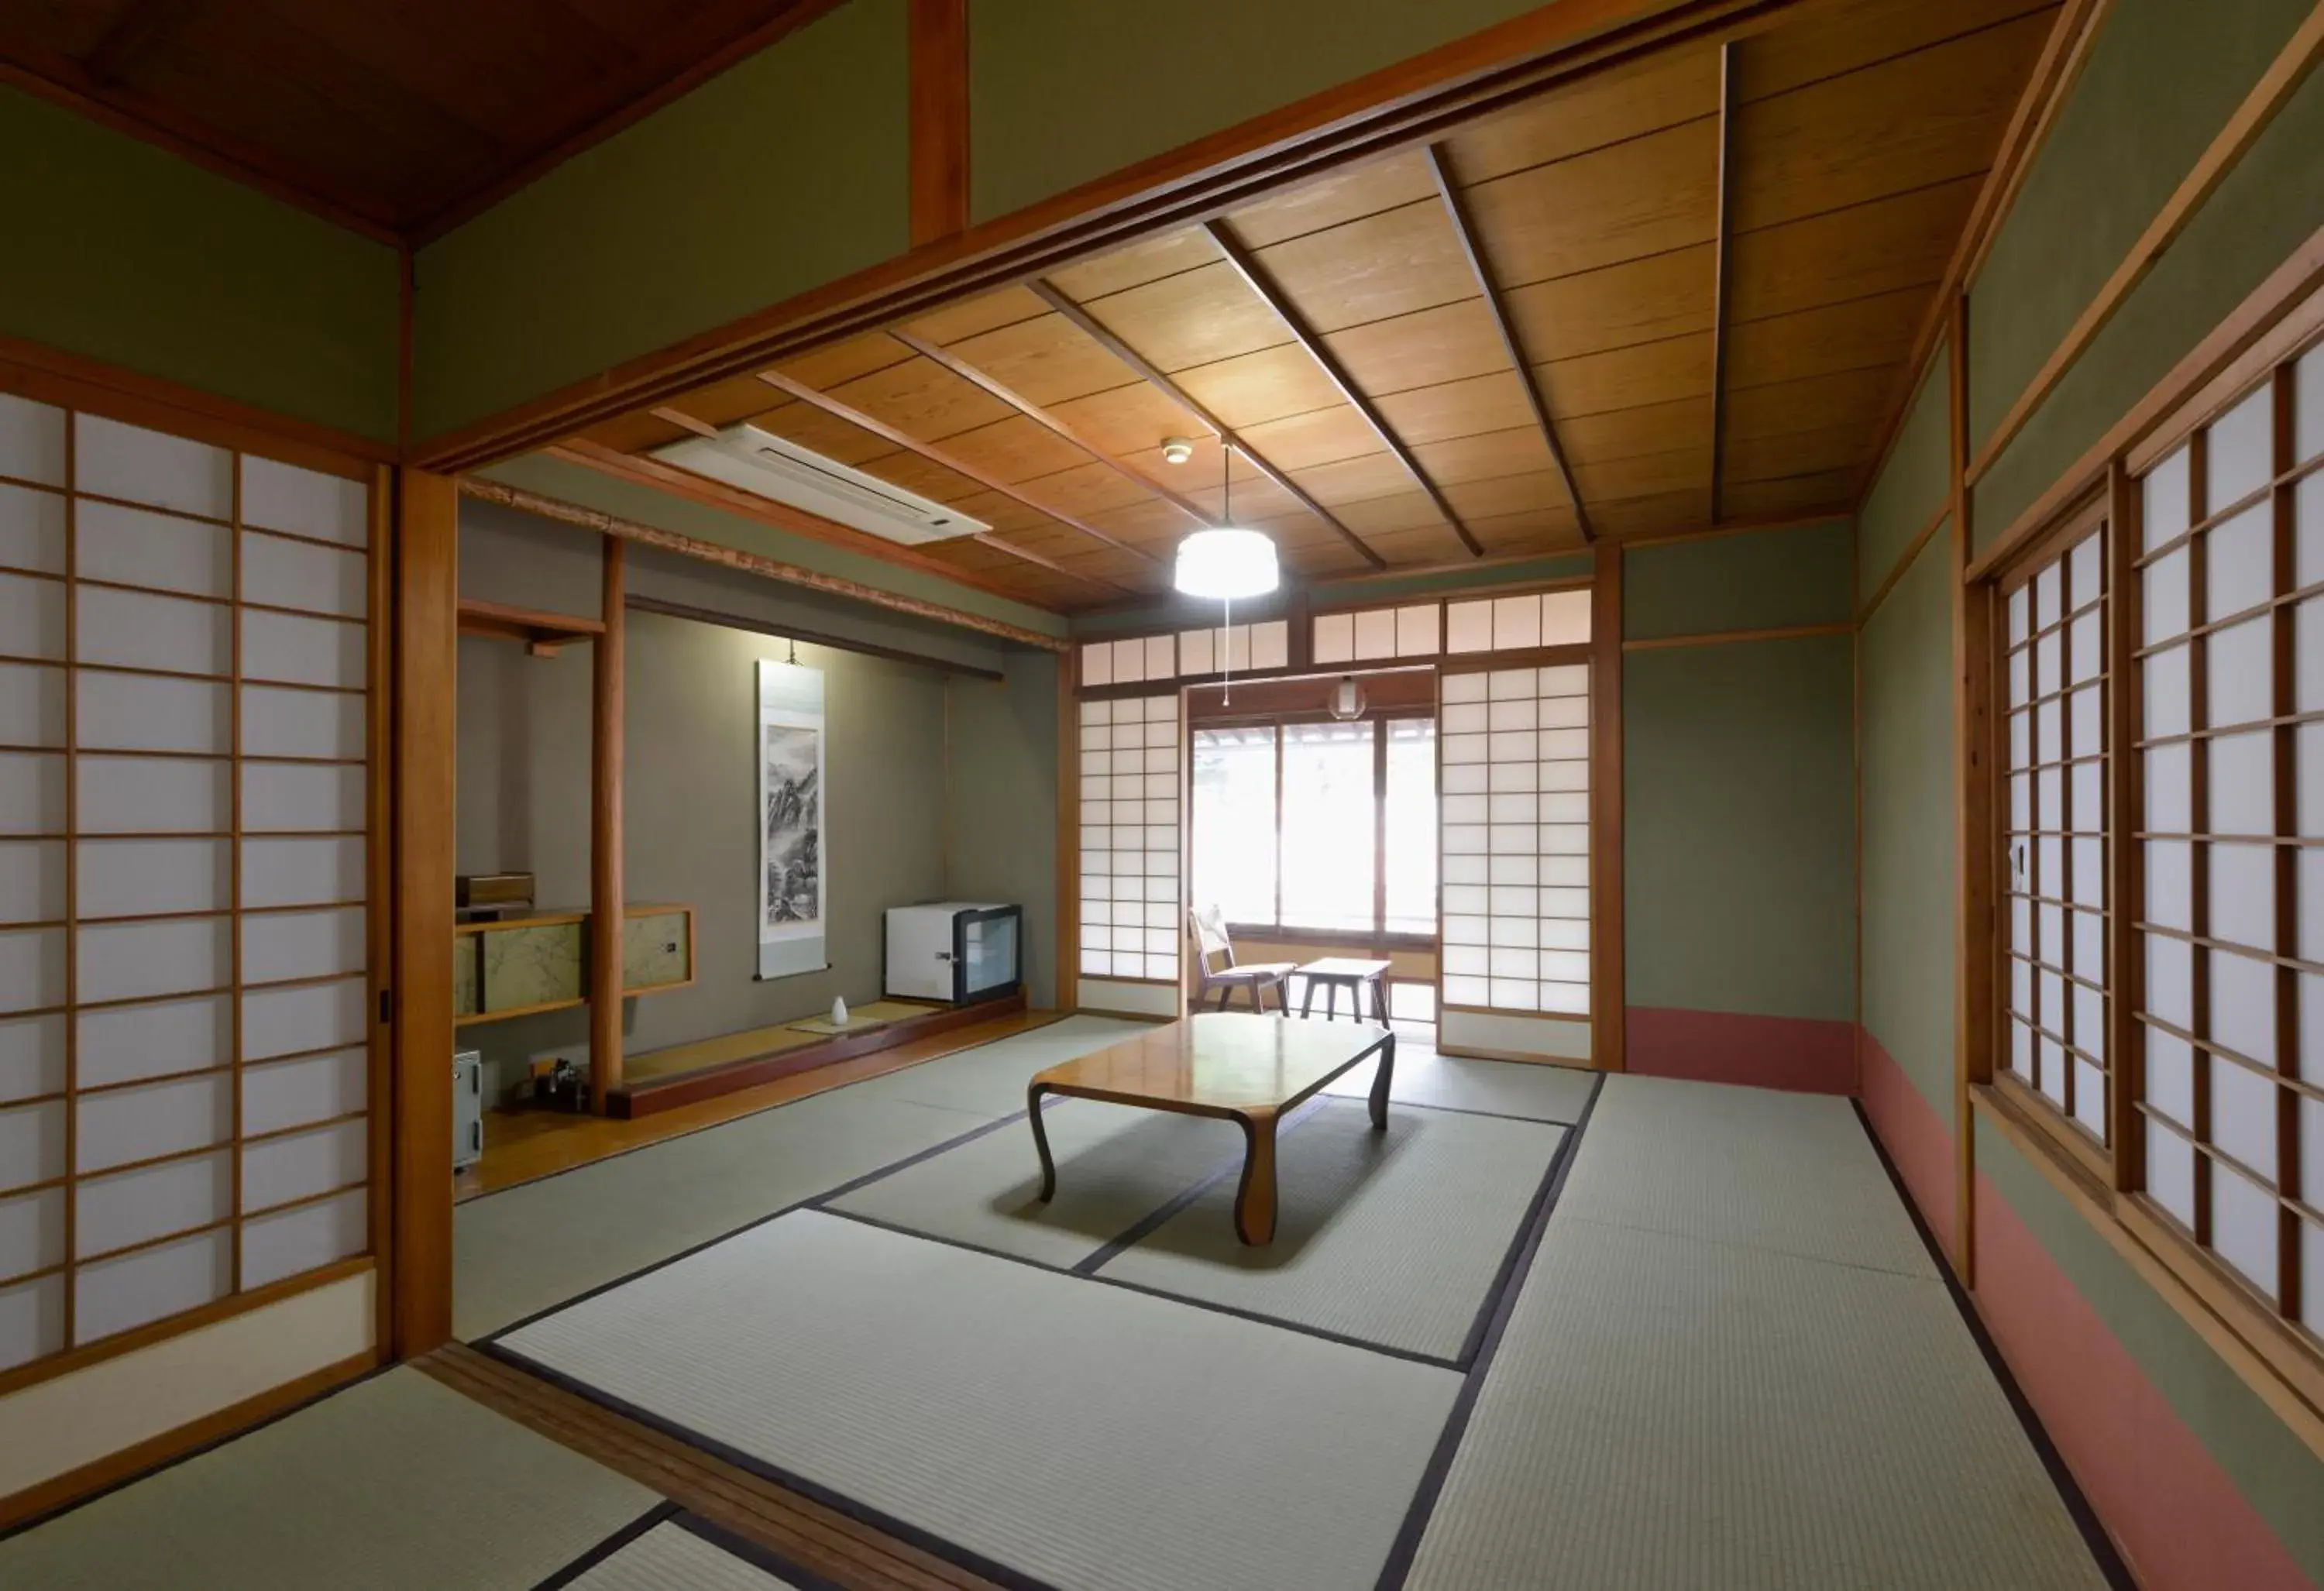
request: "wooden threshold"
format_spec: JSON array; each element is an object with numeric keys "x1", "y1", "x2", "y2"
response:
[
  {"x1": 421, "y1": 1343, "x2": 1004, "y2": 1591},
  {"x1": 607, "y1": 992, "x2": 1032, "y2": 1119}
]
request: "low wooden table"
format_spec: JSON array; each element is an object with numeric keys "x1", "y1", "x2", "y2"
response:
[
  {"x1": 1026, "y1": 1014, "x2": 1395, "y2": 1245},
  {"x1": 1296, "y1": 957, "x2": 1393, "y2": 1022}
]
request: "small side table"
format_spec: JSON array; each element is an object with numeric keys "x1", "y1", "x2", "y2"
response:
[{"x1": 1295, "y1": 957, "x2": 1392, "y2": 1022}]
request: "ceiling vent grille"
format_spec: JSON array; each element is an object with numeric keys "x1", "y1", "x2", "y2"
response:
[{"x1": 651, "y1": 423, "x2": 988, "y2": 545}]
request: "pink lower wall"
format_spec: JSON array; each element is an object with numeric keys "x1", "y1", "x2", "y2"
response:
[
  {"x1": 1857, "y1": 1029, "x2": 1957, "y2": 1258},
  {"x1": 1624, "y1": 1005, "x2": 1857, "y2": 1094}
]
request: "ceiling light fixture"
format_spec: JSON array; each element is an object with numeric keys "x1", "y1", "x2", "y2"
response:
[{"x1": 1172, "y1": 440, "x2": 1279, "y2": 706}]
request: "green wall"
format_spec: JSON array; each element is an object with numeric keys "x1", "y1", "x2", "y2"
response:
[
  {"x1": 0, "y1": 86, "x2": 400, "y2": 442},
  {"x1": 944, "y1": 652, "x2": 1062, "y2": 1008},
  {"x1": 1855, "y1": 352, "x2": 1948, "y2": 607},
  {"x1": 1856, "y1": 524, "x2": 1955, "y2": 1117},
  {"x1": 968, "y1": 0, "x2": 1545, "y2": 222},
  {"x1": 477, "y1": 451, "x2": 1067, "y2": 641},
  {"x1": 1968, "y1": 0, "x2": 2324, "y2": 544},
  {"x1": 1620, "y1": 521, "x2": 1855, "y2": 1022},
  {"x1": 1979, "y1": 1120, "x2": 2324, "y2": 1587},
  {"x1": 411, "y1": 0, "x2": 910, "y2": 441}
]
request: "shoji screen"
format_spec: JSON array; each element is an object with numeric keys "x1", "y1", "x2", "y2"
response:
[
  {"x1": 2002, "y1": 521, "x2": 2109, "y2": 1143},
  {"x1": 1439, "y1": 664, "x2": 1590, "y2": 1019},
  {"x1": 2133, "y1": 352, "x2": 2322, "y2": 1337},
  {"x1": 1077, "y1": 694, "x2": 1182, "y2": 1005},
  {"x1": 0, "y1": 393, "x2": 377, "y2": 1376}
]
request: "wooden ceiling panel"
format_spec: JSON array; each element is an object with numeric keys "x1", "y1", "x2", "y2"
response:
[
  {"x1": 1237, "y1": 202, "x2": 1477, "y2": 334},
  {"x1": 1228, "y1": 149, "x2": 1438, "y2": 249},
  {"x1": 1723, "y1": 286, "x2": 1927, "y2": 391},
  {"x1": 904, "y1": 287, "x2": 1051, "y2": 348},
  {"x1": 1331, "y1": 490, "x2": 1448, "y2": 538},
  {"x1": 1233, "y1": 405, "x2": 1385, "y2": 472},
  {"x1": 1533, "y1": 333, "x2": 1713, "y2": 421},
  {"x1": 1720, "y1": 469, "x2": 1860, "y2": 520},
  {"x1": 1734, "y1": 0, "x2": 2058, "y2": 104},
  {"x1": 1724, "y1": 174, "x2": 1978, "y2": 323},
  {"x1": 942, "y1": 490, "x2": 1057, "y2": 538},
  {"x1": 1324, "y1": 298, "x2": 1510, "y2": 399},
  {"x1": 938, "y1": 314, "x2": 1139, "y2": 408},
  {"x1": 1372, "y1": 371, "x2": 1537, "y2": 448},
  {"x1": 1412, "y1": 426, "x2": 1559, "y2": 488},
  {"x1": 1463, "y1": 505, "x2": 1581, "y2": 552},
  {"x1": 1724, "y1": 366, "x2": 1896, "y2": 442},
  {"x1": 662, "y1": 373, "x2": 789, "y2": 431},
  {"x1": 1046, "y1": 229, "x2": 1222, "y2": 305},
  {"x1": 824, "y1": 356, "x2": 1016, "y2": 445},
  {"x1": 1081, "y1": 497, "x2": 1205, "y2": 543},
  {"x1": 1293, "y1": 452, "x2": 1423, "y2": 509},
  {"x1": 1074, "y1": 262, "x2": 1292, "y2": 374},
  {"x1": 770, "y1": 332, "x2": 916, "y2": 392},
  {"x1": 1043, "y1": 382, "x2": 1215, "y2": 460},
  {"x1": 1007, "y1": 458, "x2": 1165, "y2": 521},
  {"x1": 845, "y1": 448, "x2": 988, "y2": 510},
  {"x1": 1500, "y1": 244, "x2": 1717, "y2": 365},
  {"x1": 579, "y1": 410, "x2": 692, "y2": 455},
  {"x1": 1559, "y1": 395, "x2": 1715, "y2": 466},
  {"x1": 1442, "y1": 468, "x2": 1578, "y2": 522},
  {"x1": 1593, "y1": 489, "x2": 1716, "y2": 539},
  {"x1": 923, "y1": 414, "x2": 1095, "y2": 486},
  {"x1": 1725, "y1": 424, "x2": 1873, "y2": 484},
  {"x1": 1461, "y1": 117, "x2": 1719, "y2": 290},
  {"x1": 1448, "y1": 49, "x2": 1719, "y2": 184},
  {"x1": 1356, "y1": 522, "x2": 1484, "y2": 564},
  {"x1": 1569, "y1": 448, "x2": 1709, "y2": 505},
  {"x1": 1728, "y1": 12, "x2": 2051, "y2": 234},
  {"x1": 1165, "y1": 345, "x2": 1345, "y2": 431}
]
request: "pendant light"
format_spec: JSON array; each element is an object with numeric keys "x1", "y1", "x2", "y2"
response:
[{"x1": 1171, "y1": 441, "x2": 1278, "y2": 703}]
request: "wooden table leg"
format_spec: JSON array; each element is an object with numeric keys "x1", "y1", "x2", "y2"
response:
[
  {"x1": 1369, "y1": 1031, "x2": 1395, "y2": 1130},
  {"x1": 1028, "y1": 1084, "x2": 1057, "y2": 1201},
  {"x1": 1232, "y1": 1112, "x2": 1278, "y2": 1245},
  {"x1": 1370, "y1": 974, "x2": 1388, "y2": 1022},
  {"x1": 1325, "y1": 978, "x2": 1339, "y2": 1019},
  {"x1": 1300, "y1": 976, "x2": 1315, "y2": 1018}
]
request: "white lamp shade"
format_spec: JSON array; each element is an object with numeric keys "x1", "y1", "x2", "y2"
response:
[{"x1": 1173, "y1": 528, "x2": 1279, "y2": 599}]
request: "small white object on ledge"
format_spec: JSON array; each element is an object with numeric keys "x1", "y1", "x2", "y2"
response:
[{"x1": 831, "y1": 995, "x2": 848, "y2": 1026}]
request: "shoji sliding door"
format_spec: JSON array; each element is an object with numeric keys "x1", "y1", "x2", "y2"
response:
[
  {"x1": 0, "y1": 392, "x2": 381, "y2": 1377},
  {"x1": 1075, "y1": 693, "x2": 1183, "y2": 1017}
]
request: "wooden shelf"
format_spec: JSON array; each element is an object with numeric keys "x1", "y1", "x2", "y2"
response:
[{"x1": 457, "y1": 597, "x2": 605, "y2": 655}]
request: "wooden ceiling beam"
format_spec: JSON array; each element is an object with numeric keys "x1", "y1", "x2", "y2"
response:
[
  {"x1": 1709, "y1": 40, "x2": 1738, "y2": 524},
  {"x1": 1424, "y1": 142, "x2": 1593, "y2": 545},
  {"x1": 1202, "y1": 218, "x2": 1483, "y2": 558},
  {"x1": 889, "y1": 327, "x2": 1219, "y2": 531},
  {"x1": 754, "y1": 369, "x2": 1160, "y2": 593},
  {"x1": 1026, "y1": 279, "x2": 1389, "y2": 571}
]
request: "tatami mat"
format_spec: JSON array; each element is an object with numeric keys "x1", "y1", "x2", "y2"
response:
[
  {"x1": 1098, "y1": 1099, "x2": 1566, "y2": 1360},
  {"x1": 827, "y1": 1098, "x2": 1242, "y2": 1268},
  {"x1": 456, "y1": 1017, "x2": 1146, "y2": 1338},
  {"x1": 1322, "y1": 1046, "x2": 1593, "y2": 1124},
  {"x1": 500, "y1": 1209, "x2": 1461, "y2": 1591},
  {"x1": 0, "y1": 1369, "x2": 654, "y2": 1591},
  {"x1": 1403, "y1": 1219, "x2": 2106, "y2": 1590},
  {"x1": 563, "y1": 1519, "x2": 807, "y2": 1591},
  {"x1": 1557, "y1": 1074, "x2": 1937, "y2": 1277}
]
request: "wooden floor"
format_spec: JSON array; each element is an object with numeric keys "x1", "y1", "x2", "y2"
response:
[{"x1": 453, "y1": 1008, "x2": 1068, "y2": 1202}]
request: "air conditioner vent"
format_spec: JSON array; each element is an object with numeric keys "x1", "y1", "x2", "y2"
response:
[{"x1": 650, "y1": 423, "x2": 987, "y2": 546}]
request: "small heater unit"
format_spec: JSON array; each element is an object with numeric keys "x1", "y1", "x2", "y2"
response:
[
  {"x1": 884, "y1": 903, "x2": 1022, "y2": 1005},
  {"x1": 452, "y1": 1050, "x2": 483, "y2": 1171}
]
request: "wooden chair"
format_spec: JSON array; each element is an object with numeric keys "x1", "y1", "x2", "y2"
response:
[{"x1": 1188, "y1": 905, "x2": 1295, "y2": 1013}]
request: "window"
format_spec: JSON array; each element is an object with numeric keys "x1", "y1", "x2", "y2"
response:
[
  {"x1": 1188, "y1": 716, "x2": 1436, "y2": 940},
  {"x1": 2002, "y1": 517, "x2": 2111, "y2": 1146},
  {"x1": 1440, "y1": 665, "x2": 1591, "y2": 1016},
  {"x1": 2130, "y1": 356, "x2": 2322, "y2": 1338},
  {"x1": 1076, "y1": 694, "x2": 1181, "y2": 984}
]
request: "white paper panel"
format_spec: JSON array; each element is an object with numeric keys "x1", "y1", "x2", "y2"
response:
[
  {"x1": 2147, "y1": 933, "x2": 2194, "y2": 1031},
  {"x1": 239, "y1": 607, "x2": 369, "y2": 689},
  {"x1": 0, "y1": 1101, "x2": 64, "y2": 1192},
  {"x1": 1176, "y1": 628, "x2": 1213, "y2": 675},
  {"x1": 0, "y1": 395, "x2": 67, "y2": 486},
  {"x1": 2205, "y1": 504, "x2": 2272, "y2": 620},
  {"x1": 74, "y1": 414, "x2": 232, "y2": 520},
  {"x1": 75, "y1": 1150, "x2": 230, "y2": 1259},
  {"x1": 2209, "y1": 1054, "x2": 2278, "y2": 1180},
  {"x1": 77, "y1": 584, "x2": 234, "y2": 677},
  {"x1": 2143, "y1": 448, "x2": 2191, "y2": 549},
  {"x1": 2146, "y1": 1026, "x2": 2194, "y2": 1124},
  {"x1": 1395, "y1": 604, "x2": 1438, "y2": 655},
  {"x1": 77, "y1": 993, "x2": 231, "y2": 1089},
  {"x1": 243, "y1": 1047, "x2": 367, "y2": 1138},
  {"x1": 2302, "y1": 598, "x2": 2324, "y2": 714},
  {"x1": 2144, "y1": 840, "x2": 2192, "y2": 929},
  {"x1": 1446, "y1": 600, "x2": 1492, "y2": 652},
  {"x1": 76, "y1": 1071, "x2": 231, "y2": 1173},
  {"x1": 1312, "y1": 613, "x2": 1353, "y2": 664},
  {"x1": 74, "y1": 1225, "x2": 230, "y2": 1344},
  {"x1": 1540, "y1": 589, "x2": 1590, "y2": 645},
  {"x1": 242, "y1": 906, "x2": 366, "y2": 986},
  {"x1": 0, "y1": 661, "x2": 67, "y2": 747},
  {"x1": 1249, "y1": 620, "x2": 1287, "y2": 671},
  {"x1": 1079, "y1": 643, "x2": 1112, "y2": 687},
  {"x1": 0, "y1": 572, "x2": 66, "y2": 659},
  {"x1": 0, "y1": 840, "x2": 64, "y2": 926},
  {"x1": 2211, "y1": 1162, "x2": 2278, "y2": 1297},
  {"x1": 1142, "y1": 634, "x2": 1174, "y2": 680},
  {"x1": 2302, "y1": 474, "x2": 2324, "y2": 588},
  {"x1": 0, "y1": 1186, "x2": 63, "y2": 1279},
  {"x1": 2207, "y1": 844, "x2": 2274, "y2": 952},
  {"x1": 2146, "y1": 742, "x2": 2192, "y2": 833},
  {"x1": 2142, "y1": 644, "x2": 2190, "y2": 739},
  {"x1": 242, "y1": 836, "x2": 365, "y2": 909},
  {"x1": 0, "y1": 1273, "x2": 64, "y2": 1371},
  {"x1": 2205, "y1": 615, "x2": 2272, "y2": 730},
  {"x1": 242, "y1": 760, "x2": 366, "y2": 833},
  {"x1": 242, "y1": 684, "x2": 364, "y2": 759},
  {"x1": 0, "y1": 752, "x2": 63, "y2": 837},
  {"x1": 242, "y1": 1187, "x2": 366, "y2": 1289},
  {"x1": 2207, "y1": 733, "x2": 2272, "y2": 836},
  {"x1": 2209, "y1": 947, "x2": 2276, "y2": 1068},
  {"x1": 0, "y1": 927, "x2": 65, "y2": 1015},
  {"x1": 77, "y1": 837, "x2": 229, "y2": 918},
  {"x1": 1491, "y1": 596, "x2": 1541, "y2": 650},
  {"x1": 1353, "y1": 608, "x2": 1396, "y2": 658},
  {"x1": 242, "y1": 1116, "x2": 366, "y2": 1212},
  {"x1": 77, "y1": 916, "x2": 232, "y2": 1006},
  {"x1": 77, "y1": 754, "x2": 231, "y2": 833},
  {"x1": 2206, "y1": 387, "x2": 2273, "y2": 509},
  {"x1": 241, "y1": 457, "x2": 367, "y2": 547},
  {"x1": 74, "y1": 499, "x2": 232, "y2": 596},
  {"x1": 77, "y1": 669, "x2": 230, "y2": 754},
  {"x1": 242, "y1": 974, "x2": 366, "y2": 1060},
  {"x1": 0, "y1": 1012, "x2": 64, "y2": 1104}
]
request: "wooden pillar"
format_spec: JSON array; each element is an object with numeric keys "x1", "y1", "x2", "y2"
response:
[
  {"x1": 1948, "y1": 298, "x2": 1990, "y2": 1286},
  {"x1": 1591, "y1": 542, "x2": 1627, "y2": 1072},
  {"x1": 390, "y1": 468, "x2": 457, "y2": 1356},
  {"x1": 590, "y1": 536, "x2": 626, "y2": 1113},
  {"x1": 908, "y1": 0, "x2": 970, "y2": 246}
]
